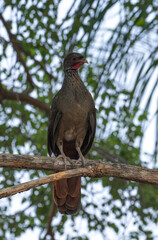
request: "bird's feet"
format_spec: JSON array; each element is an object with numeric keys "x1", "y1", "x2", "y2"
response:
[
  {"x1": 75, "y1": 145, "x2": 89, "y2": 166},
  {"x1": 75, "y1": 155, "x2": 89, "y2": 167},
  {"x1": 55, "y1": 154, "x2": 74, "y2": 169}
]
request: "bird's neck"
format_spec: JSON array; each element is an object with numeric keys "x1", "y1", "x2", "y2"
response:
[{"x1": 63, "y1": 69, "x2": 84, "y2": 88}]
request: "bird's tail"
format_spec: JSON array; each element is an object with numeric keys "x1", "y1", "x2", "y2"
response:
[
  {"x1": 53, "y1": 177, "x2": 81, "y2": 215},
  {"x1": 53, "y1": 140, "x2": 81, "y2": 215}
]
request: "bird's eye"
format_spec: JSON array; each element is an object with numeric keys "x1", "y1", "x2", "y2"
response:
[{"x1": 73, "y1": 57, "x2": 76, "y2": 60}]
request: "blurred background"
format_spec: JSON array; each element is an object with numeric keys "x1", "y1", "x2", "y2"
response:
[{"x1": 0, "y1": 0, "x2": 158, "y2": 239}]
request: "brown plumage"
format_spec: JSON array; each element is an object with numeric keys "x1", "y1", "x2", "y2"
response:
[{"x1": 47, "y1": 52, "x2": 96, "y2": 214}]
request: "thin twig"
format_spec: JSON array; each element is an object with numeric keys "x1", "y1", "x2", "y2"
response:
[
  {"x1": 0, "y1": 13, "x2": 35, "y2": 88},
  {"x1": 43, "y1": 201, "x2": 56, "y2": 240}
]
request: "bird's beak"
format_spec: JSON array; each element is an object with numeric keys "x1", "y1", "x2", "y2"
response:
[{"x1": 80, "y1": 58, "x2": 88, "y2": 64}]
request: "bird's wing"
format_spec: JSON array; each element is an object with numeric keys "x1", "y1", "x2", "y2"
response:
[
  {"x1": 47, "y1": 96, "x2": 62, "y2": 156},
  {"x1": 81, "y1": 109, "x2": 96, "y2": 156}
]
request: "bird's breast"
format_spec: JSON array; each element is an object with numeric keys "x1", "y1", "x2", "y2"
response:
[{"x1": 60, "y1": 102, "x2": 88, "y2": 142}]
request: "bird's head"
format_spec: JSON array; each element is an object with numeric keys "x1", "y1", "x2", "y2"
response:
[{"x1": 64, "y1": 52, "x2": 88, "y2": 71}]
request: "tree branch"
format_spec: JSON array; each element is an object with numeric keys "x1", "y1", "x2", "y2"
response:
[
  {"x1": 43, "y1": 201, "x2": 56, "y2": 240},
  {"x1": 92, "y1": 145, "x2": 127, "y2": 163},
  {"x1": 18, "y1": 45, "x2": 55, "y2": 82},
  {"x1": 0, "y1": 13, "x2": 35, "y2": 88},
  {"x1": 0, "y1": 82, "x2": 50, "y2": 114},
  {"x1": 0, "y1": 153, "x2": 158, "y2": 200}
]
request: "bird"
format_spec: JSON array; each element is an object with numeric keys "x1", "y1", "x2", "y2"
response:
[{"x1": 47, "y1": 52, "x2": 96, "y2": 215}]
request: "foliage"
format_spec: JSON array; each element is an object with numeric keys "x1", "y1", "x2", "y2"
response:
[{"x1": 0, "y1": 0, "x2": 157, "y2": 239}]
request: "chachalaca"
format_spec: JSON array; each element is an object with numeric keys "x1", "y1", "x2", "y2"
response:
[{"x1": 47, "y1": 52, "x2": 96, "y2": 214}]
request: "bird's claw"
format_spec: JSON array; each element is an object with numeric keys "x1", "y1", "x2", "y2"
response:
[
  {"x1": 55, "y1": 154, "x2": 74, "y2": 169},
  {"x1": 75, "y1": 157, "x2": 89, "y2": 167},
  {"x1": 63, "y1": 157, "x2": 75, "y2": 169}
]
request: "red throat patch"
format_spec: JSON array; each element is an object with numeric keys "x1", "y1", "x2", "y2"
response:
[{"x1": 71, "y1": 62, "x2": 83, "y2": 69}]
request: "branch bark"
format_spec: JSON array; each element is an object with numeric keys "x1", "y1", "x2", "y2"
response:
[
  {"x1": 0, "y1": 153, "x2": 158, "y2": 199},
  {"x1": 0, "y1": 82, "x2": 50, "y2": 114}
]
